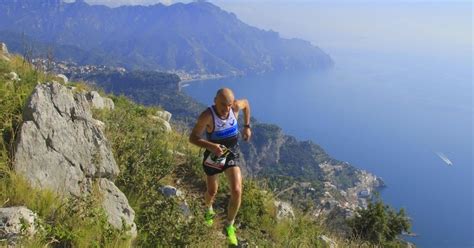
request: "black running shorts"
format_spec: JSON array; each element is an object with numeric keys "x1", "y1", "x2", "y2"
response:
[{"x1": 202, "y1": 149, "x2": 240, "y2": 176}]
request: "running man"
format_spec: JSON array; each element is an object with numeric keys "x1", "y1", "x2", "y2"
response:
[{"x1": 189, "y1": 88, "x2": 251, "y2": 246}]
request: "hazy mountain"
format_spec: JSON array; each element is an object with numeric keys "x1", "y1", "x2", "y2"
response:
[{"x1": 0, "y1": 0, "x2": 333, "y2": 75}]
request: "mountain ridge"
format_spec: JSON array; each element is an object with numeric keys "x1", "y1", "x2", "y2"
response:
[{"x1": 0, "y1": 0, "x2": 333, "y2": 76}]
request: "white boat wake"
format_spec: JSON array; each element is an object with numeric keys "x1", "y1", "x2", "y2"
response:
[{"x1": 436, "y1": 152, "x2": 453, "y2": 166}]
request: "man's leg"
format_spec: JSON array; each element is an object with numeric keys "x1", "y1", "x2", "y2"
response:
[
  {"x1": 205, "y1": 174, "x2": 219, "y2": 208},
  {"x1": 224, "y1": 166, "x2": 242, "y2": 224}
]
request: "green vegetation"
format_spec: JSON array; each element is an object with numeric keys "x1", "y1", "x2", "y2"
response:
[
  {"x1": 94, "y1": 94, "x2": 331, "y2": 247},
  {"x1": 347, "y1": 196, "x2": 411, "y2": 247},
  {"x1": 0, "y1": 56, "x2": 128, "y2": 247},
  {"x1": 0, "y1": 54, "x2": 411, "y2": 247}
]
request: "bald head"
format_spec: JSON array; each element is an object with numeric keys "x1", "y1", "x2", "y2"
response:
[
  {"x1": 214, "y1": 88, "x2": 235, "y2": 118},
  {"x1": 215, "y1": 88, "x2": 235, "y2": 104}
]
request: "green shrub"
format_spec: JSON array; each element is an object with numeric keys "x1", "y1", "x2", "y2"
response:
[{"x1": 347, "y1": 197, "x2": 411, "y2": 246}]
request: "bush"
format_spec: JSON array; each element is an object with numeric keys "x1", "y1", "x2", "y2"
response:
[
  {"x1": 134, "y1": 189, "x2": 208, "y2": 247},
  {"x1": 347, "y1": 197, "x2": 411, "y2": 246}
]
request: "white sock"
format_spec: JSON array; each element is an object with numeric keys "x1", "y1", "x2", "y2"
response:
[
  {"x1": 208, "y1": 205, "x2": 213, "y2": 212},
  {"x1": 227, "y1": 219, "x2": 235, "y2": 227}
]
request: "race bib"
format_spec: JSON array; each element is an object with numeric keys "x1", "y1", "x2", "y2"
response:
[
  {"x1": 204, "y1": 154, "x2": 227, "y2": 169},
  {"x1": 204, "y1": 145, "x2": 230, "y2": 169}
]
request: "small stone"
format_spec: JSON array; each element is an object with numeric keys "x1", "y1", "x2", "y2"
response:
[
  {"x1": 156, "y1": 110, "x2": 172, "y2": 122},
  {"x1": 0, "y1": 206, "x2": 37, "y2": 244},
  {"x1": 56, "y1": 74, "x2": 68, "y2": 83},
  {"x1": 1, "y1": 42, "x2": 8, "y2": 54},
  {"x1": 318, "y1": 235, "x2": 336, "y2": 248},
  {"x1": 160, "y1": 185, "x2": 183, "y2": 198}
]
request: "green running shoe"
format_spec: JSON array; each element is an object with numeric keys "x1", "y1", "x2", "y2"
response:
[
  {"x1": 204, "y1": 209, "x2": 215, "y2": 227},
  {"x1": 225, "y1": 224, "x2": 238, "y2": 246}
]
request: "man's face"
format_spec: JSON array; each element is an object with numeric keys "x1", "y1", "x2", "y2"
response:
[{"x1": 215, "y1": 96, "x2": 234, "y2": 118}]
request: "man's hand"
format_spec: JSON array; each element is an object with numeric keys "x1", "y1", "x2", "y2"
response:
[
  {"x1": 210, "y1": 143, "x2": 225, "y2": 157},
  {"x1": 242, "y1": 127, "x2": 251, "y2": 141}
]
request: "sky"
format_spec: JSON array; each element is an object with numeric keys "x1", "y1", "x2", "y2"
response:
[
  {"x1": 73, "y1": 0, "x2": 472, "y2": 57},
  {"x1": 212, "y1": 1, "x2": 472, "y2": 56}
]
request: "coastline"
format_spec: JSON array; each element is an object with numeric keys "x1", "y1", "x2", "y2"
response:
[{"x1": 178, "y1": 74, "x2": 232, "y2": 90}]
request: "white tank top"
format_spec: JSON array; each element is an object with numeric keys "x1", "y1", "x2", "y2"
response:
[{"x1": 207, "y1": 105, "x2": 239, "y2": 147}]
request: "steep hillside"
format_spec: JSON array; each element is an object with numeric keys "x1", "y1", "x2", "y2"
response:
[
  {"x1": 0, "y1": 43, "x2": 411, "y2": 247},
  {"x1": 81, "y1": 69, "x2": 385, "y2": 218},
  {"x1": 0, "y1": 42, "x2": 337, "y2": 247}
]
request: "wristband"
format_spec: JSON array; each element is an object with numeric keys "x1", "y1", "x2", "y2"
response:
[{"x1": 243, "y1": 124, "x2": 251, "y2": 129}]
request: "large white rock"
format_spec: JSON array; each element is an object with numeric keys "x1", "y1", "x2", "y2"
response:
[
  {"x1": 14, "y1": 82, "x2": 135, "y2": 235},
  {"x1": 15, "y1": 82, "x2": 119, "y2": 195},
  {"x1": 0, "y1": 207, "x2": 37, "y2": 244}
]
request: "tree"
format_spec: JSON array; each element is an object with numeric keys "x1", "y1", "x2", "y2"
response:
[{"x1": 347, "y1": 197, "x2": 411, "y2": 245}]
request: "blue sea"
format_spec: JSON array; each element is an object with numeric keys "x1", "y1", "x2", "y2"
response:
[{"x1": 183, "y1": 50, "x2": 473, "y2": 247}]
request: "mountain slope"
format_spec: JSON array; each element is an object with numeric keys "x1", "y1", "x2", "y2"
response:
[{"x1": 0, "y1": 0, "x2": 333, "y2": 75}]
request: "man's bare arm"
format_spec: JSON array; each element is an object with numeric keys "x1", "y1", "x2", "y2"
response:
[
  {"x1": 189, "y1": 110, "x2": 224, "y2": 156},
  {"x1": 234, "y1": 99, "x2": 251, "y2": 141},
  {"x1": 234, "y1": 99, "x2": 251, "y2": 125}
]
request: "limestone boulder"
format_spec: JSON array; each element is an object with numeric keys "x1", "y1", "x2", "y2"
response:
[
  {"x1": 0, "y1": 207, "x2": 37, "y2": 244},
  {"x1": 98, "y1": 179, "x2": 137, "y2": 238},
  {"x1": 13, "y1": 82, "x2": 135, "y2": 235},
  {"x1": 14, "y1": 82, "x2": 119, "y2": 195}
]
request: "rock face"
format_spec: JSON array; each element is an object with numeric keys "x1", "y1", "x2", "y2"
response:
[
  {"x1": 13, "y1": 82, "x2": 136, "y2": 237},
  {"x1": 238, "y1": 123, "x2": 286, "y2": 175},
  {"x1": 0, "y1": 207, "x2": 37, "y2": 244}
]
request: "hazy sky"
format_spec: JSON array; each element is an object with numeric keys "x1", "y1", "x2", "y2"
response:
[
  {"x1": 76, "y1": 0, "x2": 472, "y2": 56},
  {"x1": 212, "y1": 1, "x2": 472, "y2": 56}
]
